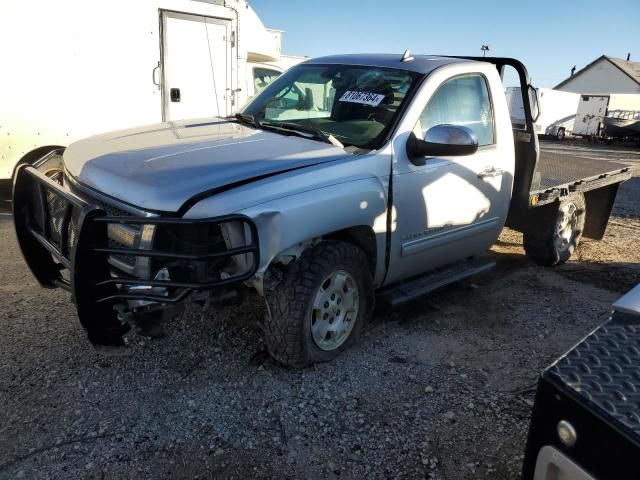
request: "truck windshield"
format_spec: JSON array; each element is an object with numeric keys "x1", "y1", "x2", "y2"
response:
[{"x1": 240, "y1": 64, "x2": 422, "y2": 149}]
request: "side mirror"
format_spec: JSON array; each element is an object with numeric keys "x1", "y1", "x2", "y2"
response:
[
  {"x1": 528, "y1": 85, "x2": 541, "y2": 122},
  {"x1": 304, "y1": 87, "x2": 314, "y2": 110},
  {"x1": 296, "y1": 87, "x2": 314, "y2": 111},
  {"x1": 406, "y1": 124, "x2": 479, "y2": 166}
]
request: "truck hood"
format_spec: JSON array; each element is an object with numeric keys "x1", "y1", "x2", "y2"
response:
[{"x1": 64, "y1": 118, "x2": 350, "y2": 212}]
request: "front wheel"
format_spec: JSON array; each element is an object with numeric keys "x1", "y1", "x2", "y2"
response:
[
  {"x1": 34, "y1": 152, "x2": 65, "y2": 185},
  {"x1": 556, "y1": 128, "x2": 566, "y2": 141},
  {"x1": 264, "y1": 240, "x2": 373, "y2": 367},
  {"x1": 523, "y1": 193, "x2": 586, "y2": 266}
]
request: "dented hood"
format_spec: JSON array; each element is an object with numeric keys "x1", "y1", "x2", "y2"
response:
[{"x1": 64, "y1": 118, "x2": 349, "y2": 212}]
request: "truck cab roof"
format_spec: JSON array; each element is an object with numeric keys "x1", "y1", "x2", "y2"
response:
[{"x1": 302, "y1": 54, "x2": 475, "y2": 74}]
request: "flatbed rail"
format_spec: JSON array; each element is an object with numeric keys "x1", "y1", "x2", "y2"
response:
[{"x1": 529, "y1": 150, "x2": 632, "y2": 205}]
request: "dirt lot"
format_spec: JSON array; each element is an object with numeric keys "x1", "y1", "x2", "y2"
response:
[{"x1": 0, "y1": 141, "x2": 638, "y2": 480}]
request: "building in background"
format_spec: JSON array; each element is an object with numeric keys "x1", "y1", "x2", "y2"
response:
[{"x1": 555, "y1": 55, "x2": 640, "y2": 94}]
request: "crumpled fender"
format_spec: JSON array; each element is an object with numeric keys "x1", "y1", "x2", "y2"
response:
[{"x1": 241, "y1": 177, "x2": 389, "y2": 284}]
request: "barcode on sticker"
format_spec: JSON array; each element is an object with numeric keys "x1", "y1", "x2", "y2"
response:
[{"x1": 339, "y1": 91, "x2": 386, "y2": 107}]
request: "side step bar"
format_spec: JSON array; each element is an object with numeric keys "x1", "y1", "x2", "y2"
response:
[{"x1": 379, "y1": 257, "x2": 495, "y2": 307}]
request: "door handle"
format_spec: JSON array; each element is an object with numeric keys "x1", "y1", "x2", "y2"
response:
[
  {"x1": 170, "y1": 88, "x2": 181, "y2": 103},
  {"x1": 152, "y1": 61, "x2": 161, "y2": 87},
  {"x1": 478, "y1": 167, "x2": 503, "y2": 179}
]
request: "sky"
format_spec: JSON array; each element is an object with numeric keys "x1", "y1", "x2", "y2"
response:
[{"x1": 250, "y1": 0, "x2": 640, "y2": 88}]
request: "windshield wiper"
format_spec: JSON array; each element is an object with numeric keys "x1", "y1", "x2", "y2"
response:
[
  {"x1": 229, "y1": 113, "x2": 262, "y2": 129},
  {"x1": 261, "y1": 121, "x2": 344, "y2": 148}
]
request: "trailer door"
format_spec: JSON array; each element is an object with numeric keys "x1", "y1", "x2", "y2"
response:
[
  {"x1": 161, "y1": 11, "x2": 231, "y2": 121},
  {"x1": 573, "y1": 95, "x2": 609, "y2": 136}
]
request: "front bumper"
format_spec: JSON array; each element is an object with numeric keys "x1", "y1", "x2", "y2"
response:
[{"x1": 12, "y1": 158, "x2": 259, "y2": 345}]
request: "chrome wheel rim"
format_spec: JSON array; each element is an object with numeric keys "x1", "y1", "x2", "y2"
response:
[
  {"x1": 311, "y1": 270, "x2": 359, "y2": 351},
  {"x1": 554, "y1": 203, "x2": 578, "y2": 252},
  {"x1": 43, "y1": 167, "x2": 64, "y2": 186}
]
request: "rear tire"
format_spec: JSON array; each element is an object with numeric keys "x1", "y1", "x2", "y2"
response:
[
  {"x1": 264, "y1": 240, "x2": 373, "y2": 368},
  {"x1": 523, "y1": 193, "x2": 586, "y2": 266}
]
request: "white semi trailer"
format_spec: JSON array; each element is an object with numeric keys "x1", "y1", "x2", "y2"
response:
[
  {"x1": 506, "y1": 87, "x2": 580, "y2": 140},
  {"x1": 0, "y1": 0, "x2": 293, "y2": 196}
]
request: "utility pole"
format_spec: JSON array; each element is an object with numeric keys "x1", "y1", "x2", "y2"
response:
[{"x1": 481, "y1": 45, "x2": 490, "y2": 57}]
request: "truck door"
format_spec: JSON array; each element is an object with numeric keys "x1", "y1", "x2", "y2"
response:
[
  {"x1": 385, "y1": 73, "x2": 511, "y2": 284},
  {"x1": 161, "y1": 11, "x2": 232, "y2": 121}
]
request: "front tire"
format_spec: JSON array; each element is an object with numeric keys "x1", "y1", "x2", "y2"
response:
[
  {"x1": 523, "y1": 193, "x2": 586, "y2": 266},
  {"x1": 264, "y1": 241, "x2": 373, "y2": 367},
  {"x1": 556, "y1": 128, "x2": 566, "y2": 141},
  {"x1": 33, "y1": 152, "x2": 65, "y2": 185}
]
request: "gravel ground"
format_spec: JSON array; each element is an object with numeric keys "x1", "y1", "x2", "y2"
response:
[{"x1": 0, "y1": 141, "x2": 638, "y2": 480}]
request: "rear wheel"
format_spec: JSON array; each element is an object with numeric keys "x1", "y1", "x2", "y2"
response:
[
  {"x1": 264, "y1": 240, "x2": 372, "y2": 367},
  {"x1": 523, "y1": 193, "x2": 586, "y2": 266}
]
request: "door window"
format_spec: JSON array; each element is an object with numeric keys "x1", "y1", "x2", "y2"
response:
[{"x1": 416, "y1": 74, "x2": 494, "y2": 146}]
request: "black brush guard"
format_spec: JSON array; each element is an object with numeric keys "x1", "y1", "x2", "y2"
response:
[{"x1": 12, "y1": 164, "x2": 259, "y2": 346}]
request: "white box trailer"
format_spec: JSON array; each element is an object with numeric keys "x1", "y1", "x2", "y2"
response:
[
  {"x1": 573, "y1": 95, "x2": 610, "y2": 137},
  {"x1": 535, "y1": 89, "x2": 580, "y2": 139},
  {"x1": 573, "y1": 93, "x2": 640, "y2": 137},
  {"x1": 506, "y1": 87, "x2": 580, "y2": 139},
  {"x1": 0, "y1": 0, "x2": 293, "y2": 191}
]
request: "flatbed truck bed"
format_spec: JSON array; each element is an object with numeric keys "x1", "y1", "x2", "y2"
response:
[{"x1": 530, "y1": 151, "x2": 632, "y2": 205}]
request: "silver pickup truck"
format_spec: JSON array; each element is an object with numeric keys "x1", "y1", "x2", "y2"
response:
[{"x1": 12, "y1": 54, "x2": 632, "y2": 366}]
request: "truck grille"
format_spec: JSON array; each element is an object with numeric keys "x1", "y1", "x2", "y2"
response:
[
  {"x1": 93, "y1": 198, "x2": 132, "y2": 218},
  {"x1": 108, "y1": 238, "x2": 137, "y2": 266}
]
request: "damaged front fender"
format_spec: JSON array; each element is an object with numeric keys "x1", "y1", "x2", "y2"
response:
[{"x1": 241, "y1": 177, "x2": 389, "y2": 290}]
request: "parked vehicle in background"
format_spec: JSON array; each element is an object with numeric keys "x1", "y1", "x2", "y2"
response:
[
  {"x1": 246, "y1": 63, "x2": 284, "y2": 99},
  {"x1": 603, "y1": 109, "x2": 640, "y2": 138},
  {"x1": 506, "y1": 87, "x2": 579, "y2": 140},
  {"x1": 0, "y1": 0, "x2": 292, "y2": 197},
  {"x1": 12, "y1": 54, "x2": 632, "y2": 366},
  {"x1": 244, "y1": 52, "x2": 309, "y2": 100},
  {"x1": 573, "y1": 93, "x2": 640, "y2": 138},
  {"x1": 523, "y1": 283, "x2": 640, "y2": 480}
]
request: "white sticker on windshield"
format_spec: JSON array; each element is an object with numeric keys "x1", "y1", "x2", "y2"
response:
[{"x1": 339, "y1": 90, "x2": 386, "y2": 107}]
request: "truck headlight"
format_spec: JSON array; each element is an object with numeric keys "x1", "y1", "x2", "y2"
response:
[
  {"x1": 106, "y1": 223, "x2": 155, "y2": 279},
  {"x1": 107, "y1": 223, "x2": 138, "y2": 248}
]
